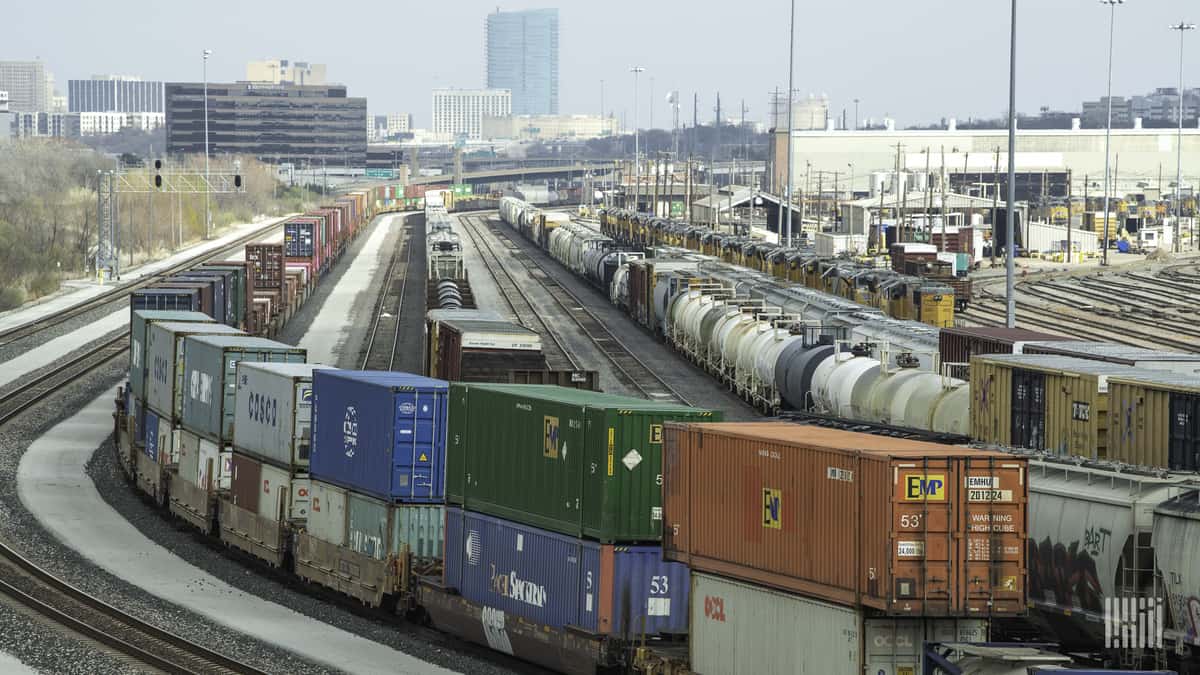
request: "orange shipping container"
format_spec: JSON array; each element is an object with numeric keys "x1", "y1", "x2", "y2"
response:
[{"x1": 663, "y1": 423, "x2": 1027, "y2": 617}]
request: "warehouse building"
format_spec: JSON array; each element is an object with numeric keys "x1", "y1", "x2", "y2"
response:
[
  {"x1": 165, "y1": 82, "x2": 367, "y2": 165},
  {"x1": 769, "y1": 121, "x2": 1200, "y2": 202}
]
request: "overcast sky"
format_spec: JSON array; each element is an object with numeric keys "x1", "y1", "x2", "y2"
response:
[{"x1": 8, "y1": 1, "x2": 1197, "y2": 128}]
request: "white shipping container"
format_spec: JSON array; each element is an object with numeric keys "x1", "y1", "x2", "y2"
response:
[
  {"x1": 291, "y1": 477, "x2": 311, "y2": 521},
  {"x1": 233, "y1": 362, "x2": 333, "y2": 469},
  {"x1": 219, "y1": 451, "x2": 233, "y2": 491},
  {"x1": 258, "y1": 462, "x2": 292, "y2": 522},
  {"x1": 178, "y1": 429, "x2": 201, "y2": 486},
  {"x1": 690, "y1": 572, "x2": 986, "y2": 675},
  {"x1": 306, "y1": 480, "x2": 347, "y2": 546},
  {"x1": 196, "y1": 438, "x2": 220, "y2": 493},
  {"x1": 815, "y1": 233, "x2": 867, "y2": 257},
  {"x1": 690, "y1": 572, "x2": 860, "y2": 674},
  {"x1": 1024, "y1": 221, "x2": 1100, "y2": 255}
]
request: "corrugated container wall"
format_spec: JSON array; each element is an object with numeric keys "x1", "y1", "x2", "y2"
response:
[
  {"x1": 969, "y1": 354, "x2": 1143, "y2": 459},
  {"x1": 447, "y1": 383, "x2": 720, "y2": 543},
  {"x1": 310, "y1": 370, "x2": 449, "y2": 503},
  {"x1": 306, "y1": 479, "x2": 348, "y2": 546},
  {"x1": 145, "y1": 321, "x2": 245, "y2": 421},
  {"x1": 180, "y1": 336, "x2": 306, "y2": 444},
  {"x1": 1109, "y1": 371, "x2": 1200, "y2": 472},
  {"x1": 233, "y1": 362, "x2": 334, "y2": 469},
  {"x1": 129, "y1": 310, "x2": 213, "y2": 402},
  {"x1": 346, "y1": 492, "x2": 443, "y2": 561},
  {"x1": 443, "y1": 507, "x2": 690, "y2": 636},
  {"x1": 664, "y1": 423, "x2": 1027, "y2": 616},
  {"x1": 938, "y1": 326, "x2": 1070, "y2": 378}
]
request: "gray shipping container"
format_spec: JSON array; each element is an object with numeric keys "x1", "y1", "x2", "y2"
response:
[
  {"x1": 233, "y1": 362, "x2": 334, "y2": 469},
  {"x1": 306, "y1": 479, "x2": 347, "y2": 546},
  {"x1": 690, "y1": 572, "x2": 987, "y2": 675},
  {"x1": 346, "y1": 492, "x2": 443, "y2": 561},
  {"x1": 145, "y1": 321, "x2": 244, "y2": 421},
  {"x1": 130, "y1": 310, "x2": 213, "y2": 402},
  {"x1": 180, "y1": 335, "x2": 306, "y2": 444}
]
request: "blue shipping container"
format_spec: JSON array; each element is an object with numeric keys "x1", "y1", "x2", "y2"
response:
[
  {"x1": 284, "y1": 221, "x2": 315, "y2": 258},
  {"x1": 310, "y1": 370, "x2": 448, "y2": 502},
  {"x1": 443, "y1": 507, "x2": 690, "y2": 636},
  {"x1": 131, "y1": 288, "x2": 200, "y2": 313},
  {"x1": 144, "y1": 409, "x2": 160, "y2": 461}
]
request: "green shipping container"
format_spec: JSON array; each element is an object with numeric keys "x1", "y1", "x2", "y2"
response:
[
  {"x1": 346, "y1": 491, "x2": 443, "y2": 561},
  {"x1": 447, "y1": 383, "x2": 719, "y2": 543}
]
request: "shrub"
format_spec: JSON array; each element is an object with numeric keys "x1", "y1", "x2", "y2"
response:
[
  {"x1": 27, "y1": 271, "x2": 60, "y2": 298},
  {"x1": 0, "y1": 286, "x2": 27, "y2": 311}
]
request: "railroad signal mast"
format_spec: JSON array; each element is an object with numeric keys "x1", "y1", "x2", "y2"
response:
[{"x1": 96, "y1": 159, "x2": 245, "y2": 282}]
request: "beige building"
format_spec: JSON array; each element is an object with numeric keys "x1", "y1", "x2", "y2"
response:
[
  {"x1": 480, "y1": 113, "x2": 617, "y2": 141},
  {"x1": 246, "y1": 59, "x2": 326, "y2": 86},
  {"x1": 0, "y1": 61, "x2": 54, "y2": 112},
  {"x1": 770, "y1": 123, "x2": 1200, "y2": 197}
]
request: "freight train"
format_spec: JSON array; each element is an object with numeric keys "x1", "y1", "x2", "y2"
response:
[
  {"x1": 498, "y1": 197, "x2": 1200, "y2": 672},
  {"x1": 598, "y1": 208, "x2": 967, "y2": 327}
]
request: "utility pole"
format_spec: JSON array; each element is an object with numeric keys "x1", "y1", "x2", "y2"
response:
[
  {"x1": 1171, "y1": 21, "x2": 1196, "y2": 252},
  {"x1": 894, "y1": 142, "x2": 904, "y2": 242},
  {"x1": 940, "y1": 145, "x2": 947, "y2": 251},
  {"x1": 685, "y1": 156, "x2": 693, "y2": 224},
  {"x1": 1005, "y1": 0, "x2": 1018, "y2": 326},
  {"x1": 1100, "y1": 0, "x2": 1122, "y2": 266},
  {"x1": 1066, "y1": 169, "x2": 1073, "y2": 262},
  {"x1": 924, "y1": 148, "x2": 932, "y2": 238},
  {"x1": 203, "y1": 48, "x2": 212, "y2": 239},
  {"x1": 991, "y1": 147, "x2": 1000, "y2": 267},
  {"x1": 631, "y1": 66, "x2": 646, "y2": 213},
  {"x1": 784, "y1": 0, "x2": 797, "y2": 247}
]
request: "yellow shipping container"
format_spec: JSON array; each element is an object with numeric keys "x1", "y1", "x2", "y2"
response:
[
  {"x1": 970, "y1": 354, "x2": 1143, "y2": 459},
  {"x1": 1109, "y1": 371, "x2": 1200, "y2": 471}
]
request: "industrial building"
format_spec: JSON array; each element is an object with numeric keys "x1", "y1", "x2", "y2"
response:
[
  {"x1": 769, "y1": 121, "x2": 1200, "y2": 202},
  {"x1": 486, "y1": 8, "x2": 558, "y2": 115},
  {"x1": 164, "y1": 82, "x2": 367, "y2": 165},
  {"x1": 480, "y1": 113, "x2": 616, "y2": 141}
]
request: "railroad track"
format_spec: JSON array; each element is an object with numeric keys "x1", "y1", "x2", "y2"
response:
[
  {"x1": 464, "y1": 214, "x2": 691, "y2": 405},
  {"x1": 962, "y1": 298, "x2": 1199, "y2": 351},
  {"x1": 457, "y1": 215, "x2": 580, "y2": 371},
  {"x1": 0, "y1": 540, "x2": 266, "y2": 674},
  {"x1": 0, "y1": 332, "x2": 130, "y2": 426},
  {"x1": 360, "y1": 217, "x2": 418, "y2": 370},
  {"x1": 0, "y1": 218, "x2": 288, "y2": 348}
]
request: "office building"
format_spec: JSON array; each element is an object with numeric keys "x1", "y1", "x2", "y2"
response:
[
  {"x1": 432, "y1": 88, "x2": 511, "y2": 140},
  {"x1": 246, "y1": 59, "x2": 327, "y2": 86},
  {"x1": 387, "y1": 112, "x2": 412, "y2": 137},
  {"x1": 481, "y1": 113, "x2": 617, "y2": 141},
  {"x1": 1082, "y1": 88, "x2": 1200, "y2": 127},
  {"x1": 0, "y1": 91, "x2": 8, "y2": 113},
  {"x1": 0, "y1": 61, "x2": 54, "y2": 112},
  {"x1": 69, "y1": 76, "x2": 164, "y2": 114},
  {"x1": 165, "y1": 82, "x2": 367, "y2": 165},
  {"x1": 79, "y1": 111, "x2": 165, "y2": 136},
  {"x1": 486, "y1": 8, "x2": 558, "y2": 115}
]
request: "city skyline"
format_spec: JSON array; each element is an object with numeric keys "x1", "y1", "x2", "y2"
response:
[{"x1": 4, "y1": 0, "x2": 1199, "y2": 130}]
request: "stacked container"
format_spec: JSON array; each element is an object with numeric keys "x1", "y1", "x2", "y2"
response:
[{"x1": 441, "y1": 383, "x2": 717, "y2": 639}]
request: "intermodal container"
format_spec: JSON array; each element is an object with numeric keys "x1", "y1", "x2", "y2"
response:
[
  {"x1": 310, "y1": 370, "x2": 449, "y2": 503},
  {"x1": 1108, "y1": 370, "x2": 1200, "y2": 471},
  {"x1": 938, "y1": 326, "x2": 1070, "y2": 378},
  {"x1": 203, "y1": 263, "x2": 252, "y2": 329},
  {"x1": 306, "y1": 479, "x2": 347, "y2": 545},
  {"x1": 229, "y1": 452, "x2": 262, "y2": 513},
  {"x1": 180, "y1": 335, "x2": 307, "y2": 444},
  {"x1": 153, "y1": 282, "x2": 213, "y2": 319},
  {"x1": 663, "y1": 422, "x2": 1028, "y2": 616},
  {"x1": 144, "y1": 409, "x2": 160, "y2": 462},
  {"x1": 129, "y1": 310, "x2": 213, "y2": 402},
  {"x1": 346, "y1": 492, "x2": 443, "y2": 561},
  {"x1": 131, "y1": 288, "x2": 200, "y2": 313},
  {"x1": 689, "y1": 571, "x2": 988, "y2": 675},
  {"x1": 233, "y1": 362, "x2": 333, "y2": 470},
  {"x1": 145, "y1": 321, "x2": 245, "y2": 421},
  {"x1": 172, "y1": 271, "x2": 230, "y2": 326},
  {"x1": 246, "y1": 244, "x2": 284, "y2": 291},
  {"x1": 443, "y1": 507, "x2": 690, "y2": 636},
  {"x1": 427, "y1": 318, "x2": 546, "y2": 382},
  {"x1": 970, "y1": 354, "x2": 1143, "y2": 460},
  {"x1": 447, "y1": 383, "x2": 720, "y2": 543},
  {"x1": 259, "y1": 461, "x2": 307, "y2": 521}
]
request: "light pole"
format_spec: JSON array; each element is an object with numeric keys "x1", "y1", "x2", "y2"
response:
[
  {"x1": 630, "y1": 66, "x2": 645, "y2": 212},
  {"x1": 1005, "y1": 0, "x2": 1017, "y2": 327},
  {"x1": 1100, "y1": 0, "x2": 1123, "y2": 266},
  {"x1": 1171, "y1": 21, "x2": 1196, "y2": 252},
  {"x1": 203, "y1": 48, "x2": 212, "y2": 239},
  {"x1": 784, "y1": 0, "x2": 796, "y2": 247},
  {"x1": 848, "y1": 162, "x2": 855, "y2": 233}
]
